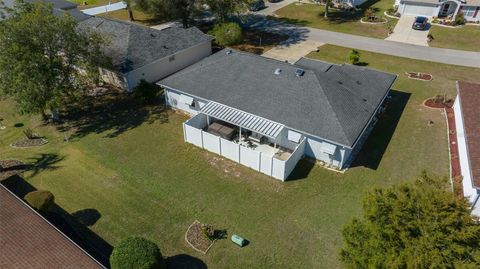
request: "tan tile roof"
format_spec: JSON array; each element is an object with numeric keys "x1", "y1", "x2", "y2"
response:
[
  {"x1": 465, "y1": 0, "x2": 480, "y2": 6},
  {"x1": 457, "y1": 81, "x2": 480, "y2": 189},
  {"x1": 0, "y1": 185, "x2": 104, "y2": 269}
]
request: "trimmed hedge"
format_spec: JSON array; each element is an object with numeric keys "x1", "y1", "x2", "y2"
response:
[
  {"x1": 210, "y1": 22, "x2": 243, "y2": 46},
  {"x1": 24, "y1": 190, "x2": 55, "y2": 212},
  {"x1": 110, "y1": 237, "x2": 166, "y2": 269}
]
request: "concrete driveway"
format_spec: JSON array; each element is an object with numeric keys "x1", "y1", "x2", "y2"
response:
[
  {"x1": 262, "y1": 40, "x2": 324, "y2": 63},
  {"x1": 255, "y1": 0, "x2": 297, "y2": 16},
  {"x1": 385, "y1": 15, "x2": 429, "y2": 46}
]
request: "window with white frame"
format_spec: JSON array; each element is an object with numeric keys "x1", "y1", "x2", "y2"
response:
[{"x1": 463, "y1": 6, "x2": 476, "y2": 17}]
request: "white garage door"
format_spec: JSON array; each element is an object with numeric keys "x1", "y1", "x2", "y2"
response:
[{"x1": 403, "y1": 3, "x2": 436, "y2": 16}]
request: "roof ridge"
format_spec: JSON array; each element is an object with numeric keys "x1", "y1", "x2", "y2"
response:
[
  {"x1": 309, "y1": 71, "x2": 351, "y2": 145},
  {"x1": 164, "y1": 49, "x2": 239, "y2": 80}
]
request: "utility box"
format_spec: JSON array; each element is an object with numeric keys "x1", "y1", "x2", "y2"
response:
[{"x1": 231, "y1": 234, "x2": 247, "y2": 247}]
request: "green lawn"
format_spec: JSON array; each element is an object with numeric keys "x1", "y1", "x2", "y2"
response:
[
  {"x1": 274, "y1": 0, "x2": 397, "y2": 39},
  {"x1": 2, "y1": 46, "x2": 480, "y2": 268},
  {"x1": 68, "y1": 0, "x2": 119, "y2": 10},
  {"x1": 98, "y1": 8, "x2": 165, "y2": 26},
  {"x1": 429, "y1": 25, "x2": 480, "y2": 52}
]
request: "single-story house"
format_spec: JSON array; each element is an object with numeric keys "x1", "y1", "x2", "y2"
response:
[
  {"x1": 1, "y1": 0, "x2": 91, "y2": 21},
  {"x1": 453, "y1": 81, "x2": 480, "y2": 216},
  {"x1": 394, "y1": 0, "x2": 480, "y2": 22},
  {"x1": 158, "y1": 49, "x2": 397, "y2": 181},
  {"x1": 0, "y1": 184, "x2": 105, "y2": 268},
  {"x1": 77, "y1": 17, "x2": 213, "y2": 91},
  {"x1": 336, "y1": 0, "x2": 370, "y2": 8}
]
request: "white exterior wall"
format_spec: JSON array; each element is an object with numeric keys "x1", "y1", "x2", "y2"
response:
[
  {"x1": 165, "y1": 88, "x2": 208, "y2": 115},
  {"x1": 304, "y1": 135, "x2": 348, "y2": 168},
  {"x1": 126, "y1": 41, "x2": 212, "y2": 91},
  {"x1": 461, "y1": 6, "x2": 480, "y2": 22},
  {"x1": 399, "y1": 1, "x2": 440, "y2": 17},
  {"x1": 351, "y1": 0, "x2": 369, "y2": 7},
  {"x1": 453, "y1": 97, "x2": 480, "y2": 205}
]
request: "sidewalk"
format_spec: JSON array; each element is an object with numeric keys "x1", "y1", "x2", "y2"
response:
[{"x1": 82, "y1": 2, "x2": 126, "y2": 16}]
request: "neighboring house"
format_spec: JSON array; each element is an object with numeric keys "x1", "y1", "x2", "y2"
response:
[
  {"x1": 336, "y1": 0, "x2": 370, "y2": 8},
  {"x1": 453, "y1": 81, "x2": 480, "y2": 216},
  {"x1": 1, "y1": 0, "x2": 214, "y2": 91},
  {"x1": 158, "y1": 49, "x2": 397, "y2": 181},
  {"x1": 78, "y1": 17, "x2": 213, "y2": 91},
  {"x1": 394, "y1": 0, "x2": 480, "y2": 22},
  {"x1": 0, "y1": 0, "x2": 90, "y2": 21},
  {"x1": 0, "y1": 184, "x2": 105, "y2": 268}
]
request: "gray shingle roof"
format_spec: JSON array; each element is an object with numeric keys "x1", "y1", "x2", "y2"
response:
[
  {"x1": 159, "y1": 49, "x2": 396, "y2": 148},
  {"x1": 78, "y1": 17, "x2": 213, "y2": 73},
  {"x1": 1, "y1": 0, "x2": 90, "y2": 22}
]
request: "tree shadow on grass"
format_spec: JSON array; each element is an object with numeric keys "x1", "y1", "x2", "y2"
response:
[
  {"x1": 350, "y1": 90, "x2": 411, "y2": 170},
  {"x1": 27, "y1": 153, "x2": 64, "y2": 177},
  {"x1": 0, "y1": 154, "x2": 64, "y2": 178},
  {"x1": 237, "y1": 14, "x2": 310, "y2": 47},
  {"x1": 58, "y1": 92, "x2": 169, "y2": 140},
  {"x1": 166, "y1": 254, "x2": 208, "y2": 269},
  {"x1": 1, "y1": 175, "x2": 112, "y2": 267}
]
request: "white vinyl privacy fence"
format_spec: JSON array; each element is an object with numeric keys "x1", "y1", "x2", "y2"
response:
[{"x1": 183, "y1": 115, "x2": 306, "y2": 181}]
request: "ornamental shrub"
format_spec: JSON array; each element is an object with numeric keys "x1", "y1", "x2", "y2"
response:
[
  {"x1": 133, "y1": 79, "x2": 161, "y2": 103},
  {"x1": 349, "y1": 49, "x2": 360, "y2": 65},
  {"x1": 110, "y1": 237, "x2": 166, "y2": 269},
  {"x1": 454, "y1": 11, "x2": 465, "y2": 26},
  {"x1": 210, "y1": 22, "x2": 243, "y2": 46},
  {"x1": 24, "y1": 190, "x2": 55, "y2": 212}
]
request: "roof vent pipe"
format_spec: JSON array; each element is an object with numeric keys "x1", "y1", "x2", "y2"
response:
[
  {"x1": 295, "y1": 68, "x2": 305, "y2": 77},
  {"x1": 274, "y1": 68, "x2": 282, "y2": 75}
]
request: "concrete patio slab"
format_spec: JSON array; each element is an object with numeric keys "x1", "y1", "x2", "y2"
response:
[{"x1": 386, "y1": 15, "x2": 430, "y2": 46}]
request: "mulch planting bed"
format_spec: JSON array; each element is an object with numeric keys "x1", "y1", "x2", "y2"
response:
[
  {"x1": 0, "y1": 160, "x2": 26, "y2": 181},
  {"x1": 445, "y1": 107, "x2": 463, "y2": 198},
  {"x1": 424, "y1": 98, "x2": 453, "y2": 109},
  {"x1": 406, "y1": 72, "x2": 433, "y2": 81},
  {"x1": 10, "y1": 138, "x2": 48, "y2": 148},
  {"x1": 185, "y1": 220, "x2": 215, "y2": 254}
]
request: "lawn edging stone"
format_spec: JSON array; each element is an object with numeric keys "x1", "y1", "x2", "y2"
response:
[{"x1": 185, "y1": 220, "x2": 216, "y2": 255}]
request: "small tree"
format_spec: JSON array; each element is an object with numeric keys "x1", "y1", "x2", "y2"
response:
[
  {"x1": 324, "y1": 0, "x2": 332, "y2": 19},
  {"x1": 110, "y1": 237, "x2": 166, "y2": 269},
  {"x1": 24, "y1": 190, "x2": 55, "y2": 212},
  {"x1": 363, "y1": 8, "x2": 375, "y2": 21},
  {"x1": 0, "y1": 2, "x2": 109, "y2": 118},
  {"x1": 210, "y1": 22, "x2": 243, "y2": 46},
  {"x1": 132, "y1": 79, "x2": 161, "y2": 103},
  {"x1": 348, "y1": 49, "x2": 360, "y2": 65},
  {"x1": 340, "y1": 172, "x2": 480, "y2": 268},
  {"x1": 125, "y1": 0, "x2": 135, "y2": 21},
  {"x1": 454, "y1": 11, "x2": 465, "y2": 26},
  {"x1": 203, "y1": 0, "x2": 249, "y2": 22}
]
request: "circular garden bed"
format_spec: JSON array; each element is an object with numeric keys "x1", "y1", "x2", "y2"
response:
[
  {"x1": 11, "y1": 137, "x2": 48, "y2": 148},
  {"x1": 360, "y1": 17, "x2": 388, "y2": 24}
]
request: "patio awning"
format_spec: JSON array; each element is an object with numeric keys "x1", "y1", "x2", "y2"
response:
[{"x1": 200, "y1": 101, "x2": 284, "y2": 139}]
